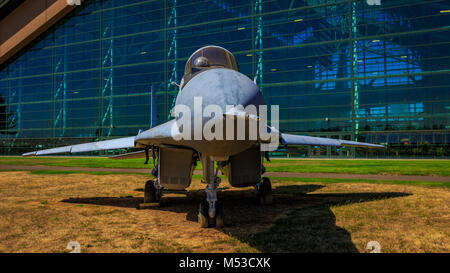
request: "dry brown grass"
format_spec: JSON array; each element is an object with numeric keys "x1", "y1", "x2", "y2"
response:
[
  {"x1": 327, "y1": 183, "x2": 450, "y2": 252},
  {"x1": 0, "y1": 171, "x2": 448, "y2": 253}
]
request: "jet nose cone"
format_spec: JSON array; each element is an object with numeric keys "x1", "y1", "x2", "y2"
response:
[
  {"x1": 175, "y1": 68, "x2": 265, "y2": 111},
  {"x1": 168, "y1": 68, "x2": 268, "y2": 156}
]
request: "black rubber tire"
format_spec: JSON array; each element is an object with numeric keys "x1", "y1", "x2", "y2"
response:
[
  {"x1": 215, "y1": 201, "x2": 224, "y2": 228},
  {"x1": 198, "y1": 200, "x2": 209, "y2": 228},
  {"x1": 258, "y1": 177, "x2": 273, "y2": 205},
  {"x1": 144, "y1": 180, "x2": 157, "y2": 203}
]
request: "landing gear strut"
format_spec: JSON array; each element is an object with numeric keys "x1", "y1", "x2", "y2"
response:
[
  {"x1": 256, "y1": 177, "x2": 272, "y2": 205},
  {"x1": 198, "y1": 155, "x2": 224, "y2": 228},
  {"x1": 144, "y1": 178, "x2": 162, "y2": 203}
]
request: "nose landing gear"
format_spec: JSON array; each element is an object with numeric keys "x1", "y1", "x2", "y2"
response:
[
  {"x1": 198, "y1": 155, "x2": 225, "y2": 228},
  {"x1": 198, "y1": 200, "x2": 224, "y2": 228}
]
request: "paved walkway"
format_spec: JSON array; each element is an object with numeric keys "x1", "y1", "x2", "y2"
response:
[{"x1": 1, "y1": 164, "x2": 449, "y2": 182}]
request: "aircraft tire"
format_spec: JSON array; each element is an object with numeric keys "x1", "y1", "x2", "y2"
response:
[
  {"x1": 215, "y1": 201, "x2": 224, "y2": 228},
  {"x1": 198, "y1": 200, "x2": 210, "y2": 228},
  {"x1": 258, "y1": 177, "x2": 273, "y2": 205},
  {"x1": 144, "y1": 180, "x2": 157, "y2": 203}
]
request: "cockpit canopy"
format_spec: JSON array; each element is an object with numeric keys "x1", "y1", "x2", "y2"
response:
[{"x1": 181, "y1": 46, "x2": 239, "y2": 89}]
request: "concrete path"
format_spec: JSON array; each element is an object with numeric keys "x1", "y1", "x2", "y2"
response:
[
  {"x1": 0, "y1": 164, "x2": 150, "y2": 173},
  {"x1": 1, "y1": 164, "x2": 449, "y2": 182}
]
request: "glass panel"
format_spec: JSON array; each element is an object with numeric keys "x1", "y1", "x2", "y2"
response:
[{"x1": 0, "y1": 0, "x2": 448, "y2": 157}]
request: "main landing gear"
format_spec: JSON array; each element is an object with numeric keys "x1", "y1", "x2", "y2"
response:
[
  {"x1": 198, "y1": 155, "x2": 224, "y2": 228},
  {"x1": 144, "y1": 178, "x2": 163, "y2": 204},
  {"x1": 256, "y1": 177, "x2": 272, "y2": 205}
]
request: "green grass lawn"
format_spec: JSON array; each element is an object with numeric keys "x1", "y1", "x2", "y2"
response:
[
  {"x1": 0, "y1": 156, "x2": 449, "y2": 176},
  {"x1": 269, "y1": 176, "x2": 450, "y2": 189},
  {"x1": 265, "y1": 159, "x2": 450, "y2": 176},
  {"x1": 0, "y1": 156, "x2": 152, "y2": 169}
]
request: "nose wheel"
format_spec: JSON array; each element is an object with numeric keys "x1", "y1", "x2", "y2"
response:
[
  {"x1": 256, "y1": 177, "x2": 272, "y2": 205},
  {"x1": 197, "y1": 155, "x2": 225, "y2": 228},
  {"x1": 198, "y1": 200, "x2": 224, "y2": 228}
]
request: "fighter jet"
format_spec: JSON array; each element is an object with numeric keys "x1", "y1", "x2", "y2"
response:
[{"x1": 23, "y1": 46, "x2": 384, "y2": 228}]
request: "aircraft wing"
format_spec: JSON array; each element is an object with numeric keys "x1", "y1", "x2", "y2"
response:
[
  {"x1": 280, "y1": 133, "x2": 384, "y2": 149},
  {"x1": 22, "y1": 119, "x2": 180, "y2": 157},
  {"x1": 22, "y1": 136, "x2": 136, "y2": 156}
]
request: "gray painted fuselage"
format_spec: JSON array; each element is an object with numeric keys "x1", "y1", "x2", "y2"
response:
[{"x1": 135, "y1": 68, "x2": 265, "y2": 158}]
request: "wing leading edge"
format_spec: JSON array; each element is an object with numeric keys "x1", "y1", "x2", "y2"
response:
[
  {"x1": 22, "y1": 119, "x2": 180, "y2": 157},
  {"x1": 22, "y1": 136, "x2": 137, "y2": 157},
  {"x1": 280, "y1": 133, "x2": 384, "y2": 149}
]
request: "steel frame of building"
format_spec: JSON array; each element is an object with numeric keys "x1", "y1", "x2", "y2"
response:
[{"x1": 0, "y1": 0, "x2": 448, "y2": 157}]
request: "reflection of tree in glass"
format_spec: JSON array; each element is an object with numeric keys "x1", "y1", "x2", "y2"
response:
[{"x1": 0, "y1": 94, "x2": 16, "y2": 135}]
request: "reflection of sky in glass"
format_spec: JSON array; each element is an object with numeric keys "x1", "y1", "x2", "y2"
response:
[
  {"x1": 0, "y1": 1, "x2": 448, "y2": 144},
  {"x1": 357, "y1": 40, "x2": 422, "y2": 86},
  {"x1": 311, "y1": 9, "x2": 426, "y2": 91},
  {"x1": 354, "y1": 102, "x2": 424, "y2": 123},
  {"x1": 314, "y1": 40, "x2": 423, "y2": 90},
  {"x1": 293, "y1": 27, "x2": 313, "y2": 45}
]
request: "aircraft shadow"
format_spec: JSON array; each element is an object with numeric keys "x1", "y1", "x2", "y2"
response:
[
  {"x1": 229, "y1": 187, "x2": 411, "y2": 253},
  {"x1": 61, "y1": 184, "x2": 411, "y2": 253},
  {"x1": 62, "y1": 196, "x2": 144, "y2": 208}
]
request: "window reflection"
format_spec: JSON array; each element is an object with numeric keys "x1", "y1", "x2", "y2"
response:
[{"x1": 0, "y1": 0, "x2": 448, "y2": 157}]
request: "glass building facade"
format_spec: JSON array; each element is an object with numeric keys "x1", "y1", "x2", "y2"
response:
[{"x1": 0, "y1": 0, "x2": 449, "y2": 157}]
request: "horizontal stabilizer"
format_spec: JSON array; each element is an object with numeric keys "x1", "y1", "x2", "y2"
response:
[{"x1": 109, "y1": 150, "x2": 147, "y2": 160}]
